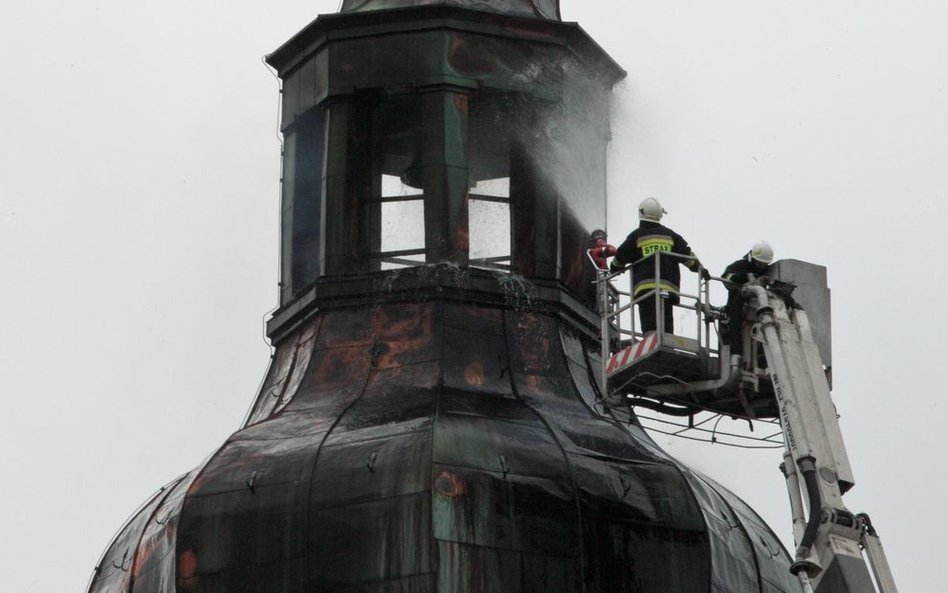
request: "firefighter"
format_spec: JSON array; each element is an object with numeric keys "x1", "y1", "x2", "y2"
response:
[
  {"x1": 610, "y1": 198, "x2": 707, "y2": 334},
  {"x1": 721, "y1": 241, "x2": 774, "y2": 356}
]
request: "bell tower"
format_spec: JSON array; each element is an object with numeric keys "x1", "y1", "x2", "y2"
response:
[
  {"x1": 266, "y1": 1, "x2": 623, "y2": 342},
  {"x1": 88, "y1": 4, "x2": 806, "y2": 593}
]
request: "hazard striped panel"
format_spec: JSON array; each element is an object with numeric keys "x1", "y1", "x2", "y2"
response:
[{"x1": 606, "y1": 333, "x2": 660, "y2": 375}]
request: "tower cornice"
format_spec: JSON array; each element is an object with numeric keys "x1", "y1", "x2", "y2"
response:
[{"x1": 266, "y1": 6, "x2": 624, "y2": 86}]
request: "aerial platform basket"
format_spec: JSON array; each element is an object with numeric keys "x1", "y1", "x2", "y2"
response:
[
  {"x1": 605, "y1": 329, "x2": 779, "y2": 420},
  {"x1": 607, "y1": 332, "x2": 706, "y2": 386},
  {"x1": 591, "y1": 250, "x2": 782, "y2": 420}
]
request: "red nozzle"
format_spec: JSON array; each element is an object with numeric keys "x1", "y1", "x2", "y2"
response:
[{"x1": 588, "y1": 232, "x2": 616, "y2": 270}]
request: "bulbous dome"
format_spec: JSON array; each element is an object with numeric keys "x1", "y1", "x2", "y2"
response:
[
  {"x1": 89, "y1": 294, "x2": 802, "y2": 593},
  {"x1": 340, "y1": 0, "x2": 561, "y2": 20}
]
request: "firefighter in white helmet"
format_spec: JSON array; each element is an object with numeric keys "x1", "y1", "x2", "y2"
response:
[
  {"x1": 610, "y1": 198, "x2": 707, "y2": 334},
  {"x1": 721, "y1": 241, "x2": 774, "y2": 356}
]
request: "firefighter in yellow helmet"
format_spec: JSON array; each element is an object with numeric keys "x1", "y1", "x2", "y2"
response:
[
  {"x1": 610, "y1": 198, "x2": 707, "y2": 334},
  {"x1": 721, "y1": 241, "x2": 774, "y2": 356}
]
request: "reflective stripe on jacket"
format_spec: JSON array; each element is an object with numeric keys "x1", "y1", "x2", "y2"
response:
[
  {"x1": 633, "y1": 279, "x2": 681, "y2": 297},
  {"x1": 614, "y1": 221, "x2": 698, "y2": 296}
]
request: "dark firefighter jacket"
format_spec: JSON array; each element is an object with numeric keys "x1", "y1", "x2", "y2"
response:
[
  {"x1": 722, "y1": 255, "x2": 765, "y2": 287},
  {"x1": 721, "y1": 255, "x2": 769, "y2": 341},
  {"x1": 613, "y1": 221, "x2": 699, "y2": 296}
]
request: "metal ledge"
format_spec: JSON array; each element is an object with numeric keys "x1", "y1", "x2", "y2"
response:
[
  {"x1": 266, "y1": 5, "x2": 625, "y2": 84},
  {"x1": 266, "y1": 264, "x2": 600, "y2": 344}
]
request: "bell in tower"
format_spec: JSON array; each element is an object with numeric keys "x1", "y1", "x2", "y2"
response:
[{"x1": 89, "y1": 3, "x2": 803, "y2": 592}]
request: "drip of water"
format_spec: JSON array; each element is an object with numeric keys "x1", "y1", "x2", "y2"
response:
[
  {"x1": 376, "y1": 262, "x2": 539, "y2": 310},
  {"x1": 493, "y1": 269, "x2": 536, "y2": 309}
]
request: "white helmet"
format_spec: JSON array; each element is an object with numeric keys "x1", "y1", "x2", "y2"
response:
[
  {"x1": 638, "y1": 197, "x2": 667, "y2": 222},
  {"x1": 749, "y1": 240, "x2": 774, "y2": 265}
]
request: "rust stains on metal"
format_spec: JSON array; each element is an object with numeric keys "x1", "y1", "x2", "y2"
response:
[
  {"x1": 464, "y1": 361, "x2": 486, "y2": 386},
  {"x1": 448, "y1": 35, "x2": 498, "y2": 76},
  {"x1": 511, "y1": 312, "x2": 554, "y2": 374},
  {"x1": 453, "y1": 93, "x2": 469, "y2": 114},
  {"x1": 177, "y1": 550, "x2": 197, "y2": 579},
  {"x1": 434, "y1": 471, "x2": 467, "y2": 497},
  {"x1": 375, "y1": 303, "x2": 438, "y2": 369}
]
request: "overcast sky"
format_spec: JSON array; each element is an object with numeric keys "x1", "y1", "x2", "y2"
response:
[{"x1": 1, "y1": 1, "x2": 943, "y2": 592}]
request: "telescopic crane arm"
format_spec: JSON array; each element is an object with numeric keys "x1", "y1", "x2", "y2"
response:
[
  {"x1": 742, "y1": 282, "x2": 897, "y2": 593},
  {"x1": 588, "y1": 245, "x2": 899, "y2": 593}
]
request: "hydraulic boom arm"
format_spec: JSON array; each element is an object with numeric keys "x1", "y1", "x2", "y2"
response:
[
  {"x1": 590, "y1": 248, "x2": 898, "y2": 592},
  {"x1": 743, "y1": 282, "x2": 897, "y2": 593}
]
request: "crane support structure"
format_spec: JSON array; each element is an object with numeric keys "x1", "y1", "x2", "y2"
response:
[
  {"x1": 591, "y1": 251, "x2": 898, "y2": 593},
  {"x1": 744, "y1": 284, "x2": 895, "y2": 593}
]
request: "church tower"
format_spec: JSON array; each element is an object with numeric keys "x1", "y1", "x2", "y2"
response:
[{"x1": 89, "y1": 3, "x2": 803, "y2": 592}]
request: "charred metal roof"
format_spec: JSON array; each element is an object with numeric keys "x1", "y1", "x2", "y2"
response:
[
  {"x1": 90, "y1": 300, "x2": 803, "y2": 593},
  {"x1": 265, "y1": 5, "x2": 623, "y2": 84}
]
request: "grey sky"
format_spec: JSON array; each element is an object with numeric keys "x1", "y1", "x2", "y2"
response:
[{"x1": 1, "y1": 1, "x2": 941, "y2": 591}]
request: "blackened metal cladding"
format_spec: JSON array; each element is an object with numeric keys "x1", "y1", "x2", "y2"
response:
[{"x1": 90, "y1": 282, "x2": 802, "y2": 593}]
